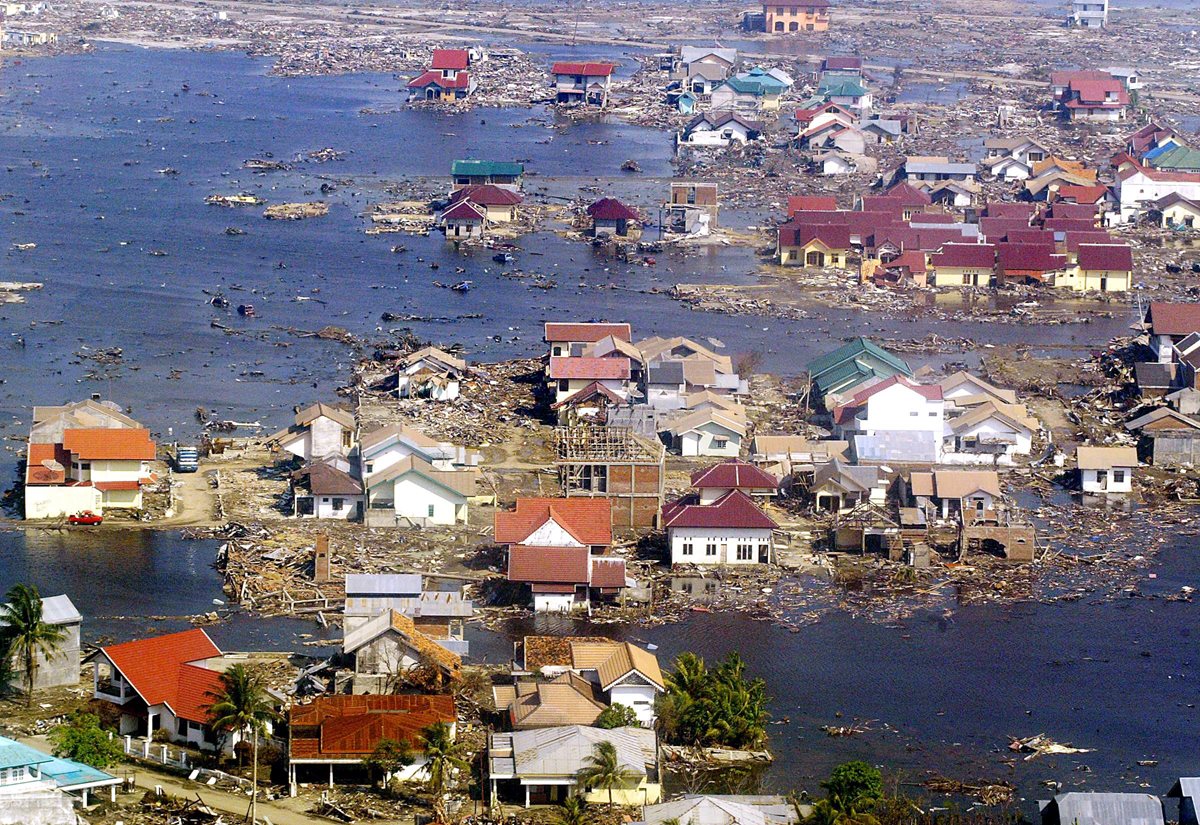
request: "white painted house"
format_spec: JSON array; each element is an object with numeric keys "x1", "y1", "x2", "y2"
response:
[
  {"x1": 944, "y1": 402, "x2": 1037, "y2": 464},
  {"x1": 662, "y1": 408, "x2": 747, "y2": 457},
  {"x1": 1077, "y1": 446, "x2": 1137, "y2": 494},
  {"x1": 1115, "y1": 161, "x2": 1200, "y2": 224},
  {"x1": 832, "y1": 375, "x2": 945, "y2": 446},
  {"x1": 398, "y1": 346, "x2": 467, "y2": 401},
  {"x1": 662, "y1": 490, "x2": 777, "y2": 565},
  {"x1": 678, "y1": 112, "x2": 762, "y2": 148},
  {"x1": 364, "y1": 455, "x2": 478, "y2": 526},
  {"x1": 359, "y1": 423, "x2": 478, "y2": 475},
  {"x1": 268, "y1": 402, "x2": 356, "y2": 462}
]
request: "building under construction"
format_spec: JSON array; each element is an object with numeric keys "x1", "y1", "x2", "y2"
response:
[{"x1": 554, "y1": 425, "x2": 665, "y2": 529}]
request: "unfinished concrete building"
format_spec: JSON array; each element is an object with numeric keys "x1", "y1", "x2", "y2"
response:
[{"x1": 554, "y1": 425, "x2": 664, "y2": 529}]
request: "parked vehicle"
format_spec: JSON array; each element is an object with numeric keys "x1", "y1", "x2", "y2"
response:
[
  {"x1": 68, "y1": 511, "x2": 103, "y2": 526},
  {"x1": 175, "y1": 445, "x2": 199, "y2": 473}
]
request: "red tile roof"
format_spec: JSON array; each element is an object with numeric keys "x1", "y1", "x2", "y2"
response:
[
  {"x1": 63, "y1": 428, "x2": 156, "y2": 461},
  {"x1": 691, "y1": 459, "x2": 779, "y2": 490},
  {"x1": 25, "y1": 442, "x2": 68, "y2": 485},
  {"x1": 431, "y1": 49, "x2": 469, "y2": 71},
  {"x1": 508, "y1": 545, "x2": 590, "y2": 584},
  {"x1": 587, "y1": 197, "x2": 639, "y2": 221},
  {"x1": 1047, "y1": 202, "x2": 1098, "y2": 221},
  {"x1": 548, "y1": 356, "x2": 630, "y2": 381},
  {"x1": 441, "y1": 200, "x2": 486, "y2": 222},
  {"x1": 662, "y1": 490, "x2": 777, "y2": 530},
  {"x1": 551, "y1": 62, "x2": 615, "y2": 77},
  {"x1": 979, "y1": 216, "x2": 1033, "y2": 241},
  {"x1": 931, "y1": 243, "x2": 996, "y2": 269},
  {"x1": 1050, "y1": 69, "x2": 1113, "y2": 88},
  {"x1": 883, "y1": 182, "x2": 933, "y2": 206},
  {"x1": 449, "y1": 184, "x2": 523, "y2": 206},
  {"x1": 408, "y1": 70, "x2": 471, "y2": 90},
  {"x1": 778, "y1": 220, "x2": 852, "y2": 250},
  {"x1": 1053, "y1": 184, "x2": 1109, "y2": 204},
  {"x1": 544, "y1": 322, "x2": 631, "y2": 344},
  {"x1": 494, "y1": 497, "x2": 612, "y2": 547},
  {"x1": 1069, "y1": 79, "x2": 1129, "y2": 106},
  {"x1": 1004, "y1": 229, "x2": 1056, "y2": 246},
  {"x1": 1063, "y1": 230, "x2": 1115, "y2": 251},
  {"x1": 822, "y1": 56, "x2": 862, "y2": 70},
  {"x1": 550, "y1": 380, "x2": 625, "y2": 410},
  {"x1": 101, "y1": 629, "x2": 222, "y2": 724},
  {"x1": 983, "y1": 202, "x2": 1039, "y2": 220},
  {"x1": 787, "y1": 195, "x2": 838, "y2": 214},
  {"x1": 290, "y1": 695, "x2": 456, "y2": 760},
  {"x1": 1146, "y1": 302, "x2": 1200, "y2": 336},
  {"x1": 1044, "y1": 217, "x2": 1098, "y2": 234},
  {"x1": 94, "y1": 480, "x2": 141, "y2": 491},
  {"x1": 1077, "y1": 243, "x2": 1133, "y2": 271},
  {"x1": 590, "y1": 556, "x2": 628, "y2": 588},
  {"x1": 997, "y1": 244, "x2": 1067, "y2": 273},
  {"x1": 848, "y1": 374, "x2": 942, "y2": 404}
]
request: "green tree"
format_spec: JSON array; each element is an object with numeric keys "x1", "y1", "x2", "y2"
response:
[
  {"x1": 594, "y1": 704, "x2": 639, "y2": 729},
  {"x1": 558, "y1": 795, "x2": 590, "y2": 825},
  {"x1": 364, "y1": 738, "x2": 414, "y2": 788},
  {"x1": 206, "y1": 664, "x2": 277, "y2": 825},
  {"x1": 657, "y1": 652, "x2": 769, "y2": 750},
  {"x1": 822, "y1": 761, "x2": 883, "y2": 811},
  {"x1": 49, "y1": 711, "x2": 124, "y2": 769},
  {"x1": 0, "y1": 583, "x2": 65, "y2": 706},
  {"x1": 576, "y1": 739, "x2": 640, "y2": 809},
  {"x1": 420, "y1": 720, "x2": 470, "y2": 823}
]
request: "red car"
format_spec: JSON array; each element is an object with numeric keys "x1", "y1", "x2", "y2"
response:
[{"x1": 68, "y1": 511, "x2": 103, "y2": 526}]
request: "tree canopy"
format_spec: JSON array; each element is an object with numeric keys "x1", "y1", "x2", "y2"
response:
[
  {"x1": 654, "y1": 652, "x2": 768, "y2": 750},
  {"x1": 0, "y1": 583, "x2": 65, "y2": 706},
  {"x1": 49, "y1": 711, "x2": 125, "y2": 769},
  {"x1": 595, "y1": 703, "x2": 639, "y2": 729}
]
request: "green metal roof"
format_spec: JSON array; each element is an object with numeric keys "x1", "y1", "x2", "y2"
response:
[
  {"x1": 1148, "y1": 145, "x2": 1200, "y2": 172},
  {"x1": 818, "y1": 78, "x2": 869, "y2": 98},
  {"x1": 451, "y1": 160, "x2": 525, "y2": 177},
  {"x1": 807, "y1": 338, "x2": 911, "y2": 389}
]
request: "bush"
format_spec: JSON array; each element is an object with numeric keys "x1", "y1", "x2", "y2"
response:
[
  {"x1": 151, "y1": 728, "x2": 171, "y2": 744},
  {"x1": 594, "y1": 704, "x2": 639, "y2": 729},
  {"x1": 49, "y1": 712, "x2": 125, "y2": 769},
  {"x1": 822, "y1": 761, "x2": 883, "y2": 809}
]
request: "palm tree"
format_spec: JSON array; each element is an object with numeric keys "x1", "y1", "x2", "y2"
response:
[
  {"x1": 0, "y1": 584, "x2": 64, "y2": 707},
  {"x1": 576, "y1": 739, "x2": 640, "y2": 810},
  {"x1": 420, "y1": 720, "x2": 470, "y2": 823},
  {"x1": 558, "y1": 795, "x2": 589, "y2": 825},
  {"x1": 206, "y1": 664, "x2": 276, "y2": 825}
]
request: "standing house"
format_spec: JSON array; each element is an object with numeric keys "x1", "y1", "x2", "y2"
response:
[
  {"x1": 0, "y1": 735, "x2": 122, "y2": 819},
  {"x1": 1152, "y1": 193, "x2": 1200, "y2": 229},
  {"x1": 709, "y1": 68, "x2": 791, "y2": 113},
  {"x1": 363, "y1": 455, "x2": 478, "y2": 526},
  {"x1": 1057, "y1": 243, "x2": 1133, "y2": 293},
  {"x1": 1040, "y1": 794, "x2": 1163, "y2": 825},
  {"x1": 342, "y1": 610, "x2": 462, "y2": 693},
  {"x1": 661, "y1": 407, "x2": 748, "y2": 457},
  {"x1": 763, "y1": 0, "x2": 830, "y2": 32},
  {"x1": 691, "y1": 459, "x2": 778, "y2": 503},
  {"x1": 267, "y1": 402, "x2": 355, "y2": 463},
  {"x1": 817, "y1": 77, "x2": 872, "y2": 113},
  {"x1": 1076, "y1": 446, "x2": 1137, "y2": 494},
  {"x1": 678, "y1": 112, "x2": 763, "y2": 147},
  {"x1": 547, "y1": 356, "x2": 631, "y2": 405},
  {"x1": 832, "y1": 376, "x2": 945, "y2": 445},
  {"x1": 929, "y1": 243, "x2": 996, "y2": 287},
  {"x1": 398, "y1": 346, "x2": 467, "y2": 401},
  {"x1": 810, "y1": 460, "x2": 885, "y2": 512},
  {"x1": 408, "y1": 49, "x2": 475, "y2": 101},
  {"x1": 907, "y1": 470, "x2": 1002, "y2": 524},
  {"x1": 488, "y1": 726, "x2": 660, "y2": 807},
  {"x1": 440, "y1": 200, "x2": 487, "y2": 239},
  {"x1": 1068, "y1": 0, "x2": 1108, "y2": 27},
  {"x1": 2, "y1": 594, "x2": 80, "y2": 691},
  {"x1": 495, "y1": 497, "x2": 626, "y2": 612},
  {"x1": 1143, "y1": 302, "x2": 1200, "y2": 363},
  {"x1": 24, "y1": 424, "x2": 157, "y2": 519},
  {"x1": 587, "y1": 198, "x2": 639, "y2": 237},
  {"x1": 550, "y1": 62, "x2": 615, "y2": 107},
  {"x1": 291, "y1": 459, "x2": 364, "y2": 520},
  {"x1": 1058, "y1": 76, "x2": 1128, "y2": 122},
  {"x1": 545, "y1": 322, "x2": 633, "y2": 358},
  {"x1": 446, "y1": 184, "x2": 523, "y2": 223},
  {"x1": 344, "y1": 573, "x2": 472, "y2": 655},
  {"x1": 450, "y1": 160, "x2": 524, "y2": 193},
  {"x1": 806, "y1": 338, "x2": 912, "y2": 404},
  {"x1": 87, "y1": 629, "x2": 240, "y2": 754},
  {"x1": 663, "y1": 489, "x2": 777, "y2": 565},
  {"x1": 288, "y1": 695, "x2": 457, "y2": 788},
  {"x1": 1125, "y1": 407, "x2": 1200, "y2": 468},
  {"x1": 776, "y1": 221, "x2": 851, "y2": 267}
]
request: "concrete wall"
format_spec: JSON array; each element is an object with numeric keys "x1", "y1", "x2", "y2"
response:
[
  {"x1": 391, "y1": 474, "x2": 466, "y2": 525},
  {"x1": 669, "y1": 526, "x2": 772, "y2": 564},
  {"x1": 533, "y1": 592, "x2": 577, "y2": 613},
  {"x1": 311, "y1": 416, "x2": 352, "y2": 459},
  {"x1": 678, "y1": 426, "x2": 741, "y2": 457},
  {"x1": 24, "y1": 485, "x2": 100, "y2": 519},
  {"x1": 1081, "y1": 467, "x2": 1133, "y2": 493},
  {"x1": 0, "y1": 787, "x2": 76, "y2": 825},
  {"x1": 608, "y1": 684, "x2": 658, "y2": 725},
  {"x1": 9, "y1": 620, "x2": 81, "y2": 690}
]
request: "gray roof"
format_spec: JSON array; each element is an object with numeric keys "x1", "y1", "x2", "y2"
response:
[
  {"x1": 681, "y1": 46, "x2": 737, "y2": 67},
  {"x1": 345, "y1": 573, "x2": 423, "y2": 596},
  {"x1": 1041, "y1": 793, "x2": 1165, "y2": 825},
  {"x1": 864, "y1": 119, "x2": 902, "y2": 136},
  {"x1": 906, "y1": 160, "x2": 977, "y2": 175},
  {"x1": 344, "y1": 592, "x2": 475, "y2": 619},
  {"x1": 813, "y1": 458, "x2": 879, "y2": 493},
  {"x1": 489, "y1": 725, "x2": 655, "y2": 780},
  {"x1": 1134, "y1": 362, "x2": 1177, "y2": 389},
  {"x1": 853, "y1": 430, "x2": 939, "y2": 463},
  {"x1": 1167, "y1": 778, "x2": 1200, "y2": 799},
  {"x1": 41, "y1": 594, "x2": 81, "y2": 625},
  {"x1": 688, "y1": 62, "x2": 729, "y2": 82},
  {"x1": 648, "y1": 361, "x2": 685, "y2": 385}
]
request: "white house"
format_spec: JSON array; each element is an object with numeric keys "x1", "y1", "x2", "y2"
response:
[
  {"x1": 342, "y1": 609, "x2": 462, "y2": 694},
  {"x1": 291, "y1": 458, "x2": 364, "y2": 520},
  {"x1": 944, "y1": 402, "x2": 1037, "y2": 464},
  {"x1": 359, "y1": 423, "x2": 478, "y2": 476},
  {"x1": 87, "y1": 629, "x2": 247, "y2": 755},
  {"x1": 1077, "y1": 446, "x2": 1137, "y2": 494},
  {"x1": 663, "y1": 490, "x2": 776, "y2": 565},
  {"x1": 363, "y1": 455, "x2": 477, "y2": 526},
  {"x1": 815, "y1": 151, "x2": 859, "y2": 176},
  {"x1": 832, "y1": 376, "x2": 945, "y2": 450},
  {"x1": 1115, "y1": 161, "x2": 1200, "y2": 224},
  {"x1": 268, "y1": 402, "x2": 355, "y2": 462},
  {"x1": 548, "y1": 356, "x2": 631, "y2": 405},
  {"x1": 398, "y1": 346, "x2": 467, "y2": 401},
  {"x1": 662, "y1": 408, "x2": 747, "y2": 457},
  {"x1": 678, "y1": 112, "x2": 762, "y2": 148}
]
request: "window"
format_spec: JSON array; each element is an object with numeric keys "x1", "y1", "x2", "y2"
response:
[
  {"x1": 1113, "y1": 470, "x2": 1125, "y2": 483},
  {"x1": 963, "y1": 274, "x2": 972, "y2": 285},
  {"x1": 428, "y1": 504, "x2": 436, "y2": 517},
  {"x1": 910, "y1": 411, "x2": 919, "y2": 416},
  {"x1": 558, "y1": 379, "x2": 569, "y2": 391},
  {"x1": 365, "y1": 462, "x2": 373, "y2": 474},
  {"x1": 929, "y1": 411, "x2": 938, "y2": 417},
  {"x1": 681, "y1": 542, "x2": 694, "y2": 556},
  {"x1": 789, "y1": 21, "x2": 798, "y2": 30},
  {"x1": 705, "y1": 543, "x2": 717, "y2": 556},
  {"x1": 178, "y1": 717, "x2": 189, "y2": 735},
  {"x1": 81, "y1": 462, "x2": 90, "y2": 471},
  {"x1": 774, "y1": 20, "x2": 784, "y2": 30},
  {"x1": 736, "y1": 544, "x2": 752, "y2": 561},
  {"x1": 342, "y1": 431, "x2": 352, "y2": 450},
  {"x1": 713, "y1": 437, "x2": 728, "y2": 449},
  {"x1": 332, "y1": 498, "x2": 344, "y2": 512},
  {"x1": 552, "y1": 346, "x2": 563, "y2": 356}
]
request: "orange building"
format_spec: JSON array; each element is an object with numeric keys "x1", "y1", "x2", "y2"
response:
[{"x1": 764, "y1": 0, "x2": 830, "y2": 33}]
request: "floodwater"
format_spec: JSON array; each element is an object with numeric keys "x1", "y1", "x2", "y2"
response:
[{"x1": 0, "y1": 43, "x2": 1191, "y2": 810}]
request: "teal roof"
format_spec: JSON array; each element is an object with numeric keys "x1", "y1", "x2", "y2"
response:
[
  {"x1": 722, "y1": 67, "x2": 788, "y2": 96},
  {"x1": 818, "y1": 78, "x2": 869, "y2": 98},
  {"x1": 1148, "y1": 145, "x2": 1200, "y2": 172},
  {"x1": 451, "y1": 160, "x2": 524, "y2": 178},
  {"x1": 806, "y1": 338, "x2": 911, "y2": 391},
  {"x1": 0, "y1": 737, "x2": 52, "y2": 771}
]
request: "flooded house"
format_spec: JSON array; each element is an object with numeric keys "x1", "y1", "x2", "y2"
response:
[
  {"x1": 554, "y1": 425, "x2": 665, "y2": 529},
  {"x1": 663, "y1": 489, "x2": 777, "y2": 565},
  {"x1": 1076, "y1": 446, "x2": 1138, "y2": 494},
  {"x1": 550, "y1": 61, "x2": 615, "y2": 106},
  {"x1": 450, "y1": 159, "x2": 524, "y2": 192},
  {"x1": 397, "y1": 346, "x2": 467, "y2": 401},
  {"x1": 587, "y1": 197, "x2": 640, "y2": 237},
  {"x1": 764, "y1": 0, "x2": 830, "y2": 33}
]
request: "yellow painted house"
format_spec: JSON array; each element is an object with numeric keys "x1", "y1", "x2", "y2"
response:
[
  {"x1": 1055, "y1": 243, "x2": 1133, "y2": 292},
  {"x1": 1154, "y1": 193, "x2": 1200, "y2": 229},
  {"x1": 777, "y1": 222, "x2": 851, "y2": 267},
  {"x1": 928, "y1": 243, "x2": 997, "y2": 287}
]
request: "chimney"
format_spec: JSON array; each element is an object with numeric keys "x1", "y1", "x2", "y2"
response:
[{"x1": 313, "y1": 534, "x2": 331, "y2": 584}]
